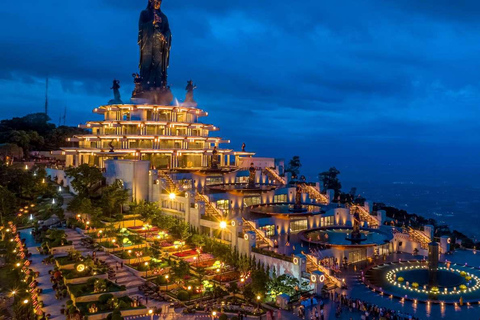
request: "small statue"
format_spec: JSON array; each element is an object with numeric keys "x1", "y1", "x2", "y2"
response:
[
  {"x1": 109, "y1": 140, "x2": 115, "y2": 153},
  {"x1": 248, "y1": 163, "x2": 256, "y2": 188},
  {"x1": 185, "y1": 80, "x2": 197, "y2": 103},
  {"x1": 211, "y1": 146, "x2": 218, "y2": 169},
  {"x1": 132, "y1": 73, "x2": 143, "y2": 97},
  {"x1": 109, "y1": 80, "x2": 122, "y2": 104},
  {"x1": 242, "y1": 143, "x2": 246, "y2": 152},
  {"x1": 294, "y1": 186, "x2": 302, "y2": 210}
]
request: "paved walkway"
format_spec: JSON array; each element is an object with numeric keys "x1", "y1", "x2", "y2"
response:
[{"x1": 20, "y1": 229, "x2": 67, "y2": 320}]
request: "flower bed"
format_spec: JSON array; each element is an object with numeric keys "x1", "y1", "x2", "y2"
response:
[
  {"x1": 184, "y1": 254, "x2": 215, "y2": 264},
  {"x1": 113, "y1": 248, "x2": 152, "y2": 260},
  {"x1": 213, "y1": 271, "x2": 240, "y2": 283},
  {"x1": 154, "y1": 240, "x2": 173, "y2": 248},
  {"x1": 173, "y1": 249, "x2": 198, "y2": 258},
  {"x1": 127, "y1": 260, "x2": 169, "y2": 272}
]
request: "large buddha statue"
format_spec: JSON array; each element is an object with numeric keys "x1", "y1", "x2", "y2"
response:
[{"x1": 135, "y1": 0, "x2": 172, "y2": 103}]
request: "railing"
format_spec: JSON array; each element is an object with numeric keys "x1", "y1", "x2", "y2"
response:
[
  {"x1": 304, "y1": 253, "x2": 342, "y2": 288},
  {"x1": 158, "y1": 170, "x2": 179, "y2": 193},
  {"x1": 251, "y1": 247, "x2": 293, "y2": 262},
  {"x1": 408, "y1": 227, "x2": 430, "y2": 249},
  {"x1": 299, "y1": 184, "x2": 328, "y2": 205},
  {"x1": 264, "y1": 167, "x2": 287, "y2": 185},
  {"x1": 350, "y1": 205, "x2": 380, "y2": 228},
  {"x1": 242, "y1": 218, "x2": 274, "y2": 247},
  {"x1": 195, "y1": 192, "x2": 224, "y2": 221}
]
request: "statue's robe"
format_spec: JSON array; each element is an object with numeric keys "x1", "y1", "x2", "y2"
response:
[{"x1": 138, "y1": 8, "x2": 172, "y2": 89}]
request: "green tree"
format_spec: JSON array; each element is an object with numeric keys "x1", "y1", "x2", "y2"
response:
[
  {"x1": 66, "y1": 164, "x2": 104, "y2": 198},
  {"x1": 99, "y1": 180, "x2": 129, "y2": 218},
  {"x1": 172, "y1": 221, "x2": 191, "y2": 242},
  {"x1": 319, "y1": 167, "x2": 342, "y2": 199},
  {"x1": 172, "y1": 260, "x2": 190, "y2": 281},
  {"x1": 285, "y1": 156, "x2": 301, "y2": 178},
  {"x1": 130, "y1": 201, "x2": 162, "y2": 221},
  {"x1": 0, "y1": 185, "x2": 17, "y2": 224},
  {"x1": 190, "y1": 234, "x2": 206, "y2": 249},
  {"x1": 0, "y1": 143, "x2": 24, "y2": 161},
  {"x1": 67, "y1": 197, "x2": 102, "y2": 218}
]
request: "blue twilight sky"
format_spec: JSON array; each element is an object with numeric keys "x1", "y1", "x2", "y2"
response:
[{"x1": 2, "y1": 0, "x2": 480, "y2": 186}]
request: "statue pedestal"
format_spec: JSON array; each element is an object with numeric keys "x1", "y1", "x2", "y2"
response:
[{"x1": 131, "y1": 88, "x2": 173, "y2": 105}]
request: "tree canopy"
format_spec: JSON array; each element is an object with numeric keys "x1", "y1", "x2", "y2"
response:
[
  {"x1": 0, "y1": 113, "x2": 86, "y2": 156},
  {"x1": 66, "y1": 164, "x2": 104, "y2": 198},
  {"x1": 286, "y1": 156, "x2": 302, "y2": 178},
  {"x1": 319, "y1": 167, "x2": 342, "y2": 198}
]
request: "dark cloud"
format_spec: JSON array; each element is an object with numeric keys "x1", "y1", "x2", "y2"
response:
[{"x1": 1, "y1": 0, "x2": 480, "y2": 184}]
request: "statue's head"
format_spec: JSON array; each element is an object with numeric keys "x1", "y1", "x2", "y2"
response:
[{"x1": 154, "y1": 0, "x2": 162, "y2": 10}]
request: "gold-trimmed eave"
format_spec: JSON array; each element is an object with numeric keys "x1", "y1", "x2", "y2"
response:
[
  {"x1": 79, "y1": 121, "x2": 219, "y2": 131},
  {"x1": 94, "y1": 104, "x2": 208, "y2": 117},
  {"x1": 57, "y1": 147, "x2": 245, "y2": 156},
  {"x1": 67, "y1": 135, "x2": 229, "y2": 143}
]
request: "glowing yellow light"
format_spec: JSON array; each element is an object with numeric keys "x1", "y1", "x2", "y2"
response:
[
  {"x1": 169, "y1": 193, "x2": 176, "y2": 200},
  {"x1": 219, "y1": 221, "x2": 227, "y2": 229},
  {"x1": 76, "y1": 264, "x2": 86, "y2": 272}
]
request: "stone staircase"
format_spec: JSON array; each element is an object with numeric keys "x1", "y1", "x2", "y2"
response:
[
  {"x1": 195, "y1": 192, "x2": 225, "y2": 221},
  {"x1": 242, "y1": 218, "x2": 274, "y2": 248},
  {"x1": 263, "y1": 167, "x2": 287, "y2": 185},
  {"x1": 65, "y1": 229, "x2": 146, "y2": 298},
  {"x1": 299, "y1": 183, "x2": 329, "y2": 205},
  {"x1": 305, "y1": 253, "x2": 342, "y2": 290},
  {"x1": 158, "y1": 170, "x2": 178, "y2": 193},
  {"x1": 350, "y1": 205, "x2": 380, "y2": 228},
  {"x1": 408, "y1": 227, "x2": 430, "y2": 249}
]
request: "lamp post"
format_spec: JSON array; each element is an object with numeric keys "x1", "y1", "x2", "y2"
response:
[
  {"x1": 128, "y1": 250, "x2": 132, "y2": 265},
  {"x1": 212, "y1": 311, "x2": 217, "y2": 320},
  {"x1": 257, "y1": 295, "x2": 261, "y2": 311},
  {"x1": 187, "y1": 285, "x2": 192, "y2": 303},
  {"x1": 164, "y1": 274, "x2": 169, "y2": 292},
  {"x1": 148, "y1": 309, "x2": 153, "y2": 320},
  {"x1": 144, "y1": 261, "x2": 149, "y2": 279},
  {"x1": 219, "y1": 221, "x2": 227, "y2": 243}
]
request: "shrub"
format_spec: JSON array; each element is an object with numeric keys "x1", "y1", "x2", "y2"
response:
[
  {"x1": 177, "y1": 290, "x2": 190, "y2": 301},
  {"x1": 219, "y1": 314, "x2": 228, "y2": 320},
  {"x1": 412, "y1": 282, "x2": 419, "y2": 288},
  {"x1": 460, "y1": 285, "x2": 467, "y2": 291},
  {"x1": 460, "y1": 271, "x2": 467, "y2": 277},
  {"x1": 397, "y1": 277, "x2": 404, "y2": 282},
  {"x1": 99, "y1": 294, "x2": 114, "y2": 304}
]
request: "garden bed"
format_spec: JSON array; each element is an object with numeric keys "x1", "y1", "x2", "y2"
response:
[
  {"x1": 68, "y1": 278, "x2": 127, "y2": 303},
  {"x1": 75, "y1": 295, "x2": 146, "y2": 319}
]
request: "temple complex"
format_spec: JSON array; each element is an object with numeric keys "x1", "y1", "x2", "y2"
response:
[{"x1": 46, "y1": 1, "x2": 471, "y2": 312}]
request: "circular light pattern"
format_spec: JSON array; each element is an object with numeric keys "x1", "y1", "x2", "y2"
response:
[
  {"x1": 293, "y1": 257, "x2": 299, "y2": 265},
  {"x1": 76, "y1": 264, "x2": 86, "y2": 272},
  {"x1": 385, "y1": 265, "x2": 480, "y2": 295}
]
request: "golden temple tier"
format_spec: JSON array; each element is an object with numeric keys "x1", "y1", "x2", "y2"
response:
[
  {"x1": 79, "y1": 121, "x2": 219, "y2": 131},
  {"x1": 94, "y1": 104, "x2": 208, "y2": 117},
  {"x1": 54, "y1": 148, "x2": 255, "y2": 169}
]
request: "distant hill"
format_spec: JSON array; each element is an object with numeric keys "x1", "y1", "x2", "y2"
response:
[{"x1": 0, "y1": 113, "x2": 86, "y2": 158}]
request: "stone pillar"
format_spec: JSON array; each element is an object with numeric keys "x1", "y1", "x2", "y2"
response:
[
  {"x1": 310, "y1": 271, "x2": 325, "y2": 295},
  {"x1": 428, "y1": 242, "x2": 439, "y2": 286},
  {"x1": 440, "y1": 236, "x2": 451, "y2": 254},
  {"x1": 424, "y1": 225, "x2": 434, "y2": 240}
]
